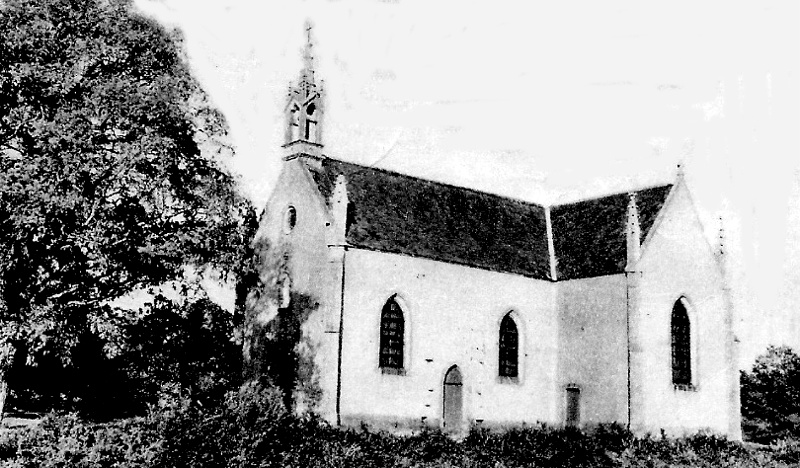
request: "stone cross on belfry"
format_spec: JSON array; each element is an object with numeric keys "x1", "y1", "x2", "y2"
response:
[{"x1": 302, "y1": 21, "x2": 314, "y2": 77}]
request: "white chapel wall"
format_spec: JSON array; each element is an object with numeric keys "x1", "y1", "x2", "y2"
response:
[
  {"x1": 339, "y1": 248, "x2": 559, "y2": 431},
  {"x1": 249, "y1": 158, "x2": 342, "y2": 422},
  {"x1": 634, "y1": 183, "x2": 736, "y2": 437},
  {"x1": 556, "y1": 274, "x2": 629, "y2": 427}
]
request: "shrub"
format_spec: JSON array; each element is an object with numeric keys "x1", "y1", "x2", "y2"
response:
[
  {"x1": 122, "y1": 296, "x2": 244, "y2": 414},
  {"x1": 6, "y1": 296, "x2": 244, "y2": 421},
  {"x1": 0, "y1": 413, "x2": 160, "y2": 468},
  {"x1": 156, "y1": 380, "x2": 291, "y2": 468},
  {"x1": 740, "y1": 346, "x2": 800, "y2": 444},
  {"x1": 3, "y1": 385, "x2": 800, "y2": 468}
]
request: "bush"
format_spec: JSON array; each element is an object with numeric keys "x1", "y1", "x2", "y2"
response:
[
  {"x1": 156, "y1": 380, "x2": 292, "y2": 468},
  {"x1": 740, "y1": 346, "x2": 800, "y2": 444},
  {"x1": 121, "y1": 296, "x2": 244, "y2": 414},
  {"x1": 2, "y1": 382, "x2": 799, "y2": 468},
  {"x1": 6, "y1": 296, "x2": 244, "y2": 421},
  {"x1": 0, "y1": 413, "x2": 160, "y2": 468}
]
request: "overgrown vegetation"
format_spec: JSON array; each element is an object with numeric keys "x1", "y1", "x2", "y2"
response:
[
  {"x1": 4, "y1": 294, "x2": 244, "y2": 420},
  {"x1": 0, "y1": 345, "x2": 796, "y2": 467},
  {"x1": 741, "y1": 345, "x2": 800, "y2": 445},
  {"x1": 0, "y1": 381, "x2": 798, "y2": 468}
]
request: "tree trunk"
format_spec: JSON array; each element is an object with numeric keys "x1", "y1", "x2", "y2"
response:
[
  {"x1": 0, "y1": 371, "x2": 6, "y2": 422},
  {"x1": 0, "y1": 341, "x2": 16, "y2": 422}
]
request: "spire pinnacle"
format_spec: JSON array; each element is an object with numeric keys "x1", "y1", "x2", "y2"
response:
[
  {"x1": 283, "y1": 21, "x2": 324, "y2": 154},
  {"x1": 302, "y1": 20, "x2": 315, "y2": 83},
  {"x1": 626, "y1": 192, "x2": 642, "y2": 270}
]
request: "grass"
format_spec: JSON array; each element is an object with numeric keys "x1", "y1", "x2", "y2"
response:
[
  {"x1": 0, "y1": 415, "x2": 797, "y2": 467},
  {"x1": 0, "y1": 384, "x2": 797, "y2": 467}
]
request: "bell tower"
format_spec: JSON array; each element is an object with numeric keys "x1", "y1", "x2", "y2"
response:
[{"x1": 283, "y1": 21, "x2": 324, "y2": 160}]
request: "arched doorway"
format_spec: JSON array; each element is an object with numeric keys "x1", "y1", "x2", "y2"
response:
[{"x1": 442, "y1": 365, "x2": 463, "y2": 431}]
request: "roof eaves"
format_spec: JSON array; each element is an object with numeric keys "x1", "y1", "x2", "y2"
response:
[{"x1": 345, "y1": 243, "x2": 552, "y2": 280}]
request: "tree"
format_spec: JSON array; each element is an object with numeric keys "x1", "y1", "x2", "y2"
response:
[
  {"x1": 122, "y1": 295, "x2": 244, "y2": 413},
  {"x1": 740, "y1": 346, "x2": 800, "y2": 443},
  {"x1": 0, "y1": 0, "x2": 254, "y2": 417}
]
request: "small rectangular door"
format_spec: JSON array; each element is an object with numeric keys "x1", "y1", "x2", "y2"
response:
[{"x1": 566, "y1": 387, "x2": 580, "y2": 427}]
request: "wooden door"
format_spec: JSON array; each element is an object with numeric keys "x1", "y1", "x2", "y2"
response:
[
  {"x1": 443, "y1": 366, "x2": 463, "y2": 431},
  {"x1": 566, "y1": 387, "x2": 580, "y2": 427}
]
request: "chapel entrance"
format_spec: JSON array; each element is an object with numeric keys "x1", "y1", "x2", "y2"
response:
[{"x1": 442, "y1": 365, "x2": 463, "y2": 432}]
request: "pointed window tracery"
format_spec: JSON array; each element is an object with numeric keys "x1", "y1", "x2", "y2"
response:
[
  {"x1": 379, "y1": 297, "x2": 404, "y2": 370},
  {"x1": 499, "y1": 313, "x2": 519, "y2": 378},
  {"x1": 671, "y1": 298, "x2": 691, "y2": 386}
]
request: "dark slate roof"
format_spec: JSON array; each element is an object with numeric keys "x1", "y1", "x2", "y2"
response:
[
  {"x1": 304, "y1": 157, "x2": 553, "y2": 279},
  {"x1": 300, "y1": 156, "x2": 673, "y2": 282},
  {"x1": 550, "y1": 185, "x2": 673, "y2": 280}
]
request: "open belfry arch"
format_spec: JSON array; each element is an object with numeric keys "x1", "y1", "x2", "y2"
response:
[
  {"x1": 246, "y1": 23, "x2": 742, "y2": 440},
  {"x1": 284, "y1": 21, "x2": 324, "y2": 156}
]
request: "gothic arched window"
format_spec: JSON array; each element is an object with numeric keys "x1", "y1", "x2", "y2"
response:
[
  {"x1": 499, "y1": 313, "x2": 519, "y2": 378},
  {"x1": 671, "y1": 298, "x2": 691, "y2": 386},
  {"x1": 379, "y1": 297, "x2": 404, "y2": 371}
]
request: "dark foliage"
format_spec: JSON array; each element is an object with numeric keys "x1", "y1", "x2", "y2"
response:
[
  {"x1": 741, "y1": 345, "x2": 800, "y2": 444},
  {"x1": 242, "y1": 240, "x2": 324, "y2": 412},
  {"x1": 121, "y1": 296, "x2": 244, "y2": 413},
  {"x1": 5, "y1": 322, "x2": 131, "y2": 419},
  {"x1": 0, "y1": 0, "x2": 253, "y2": 393},
  {"x1": 5, "y1": 296, "x2": 243, "y2": 420},
  {"x1": 245, "y1": 289, "x2": 319, "y2": 410},
  {"x1": 1, "y1": 387, "x2": 798, "y2": 468},
  {"x1": 0, "y1": 413, "x2": 161, "y2": 467},
  {"x1": 157, "y1": 381, "x2": 292, "y2": 468}
]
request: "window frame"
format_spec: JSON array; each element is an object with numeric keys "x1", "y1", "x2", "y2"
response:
[
  {"x1": 498, "y1": 313, "x2": 520, "y2": 381},
  {"x1": 671, "y1": 296, "x2": 696, "y2": 391},
  {"x1": 283, "y1": 205, "x2": 297, "y2": 234},
  {"x1": 379, "y1": 296, "x2": 406, "y2": 375}
]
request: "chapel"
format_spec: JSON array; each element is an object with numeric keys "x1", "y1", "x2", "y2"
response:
[{"x1": 244, "y1": 26, "x2": 742, "y2": 439}]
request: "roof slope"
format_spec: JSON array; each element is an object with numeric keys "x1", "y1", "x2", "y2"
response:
[
  {"x1": 297, "y1": 156, "x2": 673, "y2": 282},
  {"x1": 550, "y1": 185, "x2": 673, "y2": 280},
  {"x1": 305, "y1": 157, "x2": 553, "y2": 279}
]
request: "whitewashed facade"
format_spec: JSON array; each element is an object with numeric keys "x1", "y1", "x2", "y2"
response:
[{"x1": 244, "y1": 33, "x2": 742, "y2": 440}]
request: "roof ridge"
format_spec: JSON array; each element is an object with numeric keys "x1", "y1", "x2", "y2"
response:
[
  {"x1": 551, "y1": 182, "x2": 674, "y2": 209},
  {"x1": 320, "y1": 156, "x2": 548, "y2": 210},
  {"x1": 320, "y1": 156, "x2": 673, "y2": 210}
]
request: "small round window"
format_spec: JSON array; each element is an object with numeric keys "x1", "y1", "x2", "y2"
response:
[{"x1": 284, "y1": 206, "x2": 297, "y2": 233}]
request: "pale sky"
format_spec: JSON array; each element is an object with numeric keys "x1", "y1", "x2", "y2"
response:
[{"x1": 135, "y1": 0, "x2": 800, "y2": 367}]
